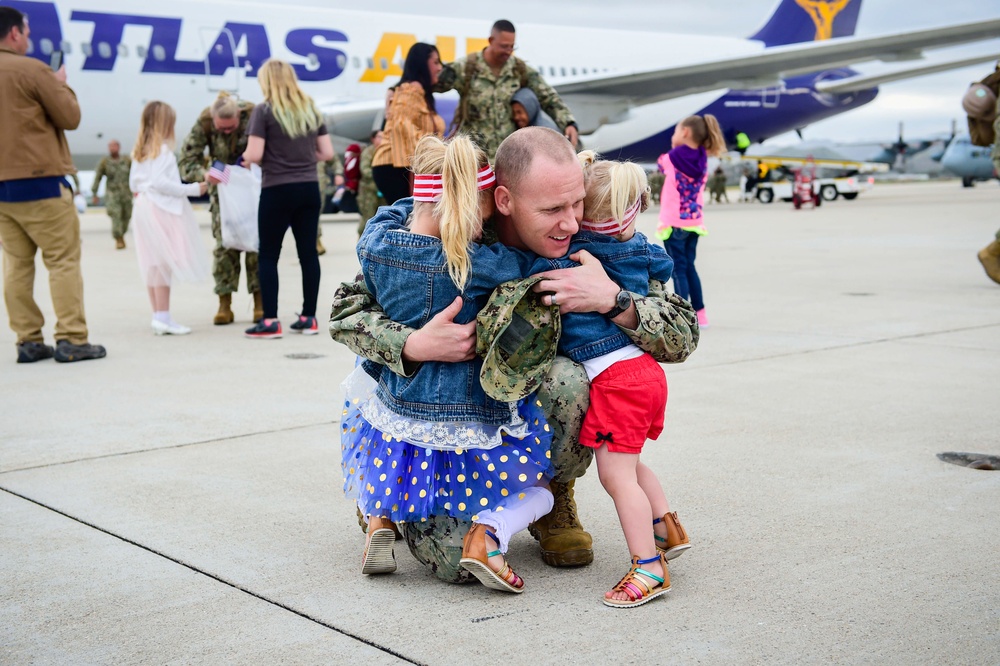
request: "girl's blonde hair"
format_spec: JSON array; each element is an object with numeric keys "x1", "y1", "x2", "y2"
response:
[
  {"x1": 257, "y1": 59, "x2": 324, "y2": 138},
  {"x1": 411, "y1": 134, "x2": 493, "y2": 290},
  {"x1": 210, "y1": 90, "x2": 240, "y2": 119},
  {"x1": 132, "y1": 101, "x2": 176, "y2": 162},
  {"x1": 578, "y1": 150, "x2": 650, "y2": 234},
  {"x1": 677, "y1": 114, "x2": 726, "y2": 157}
]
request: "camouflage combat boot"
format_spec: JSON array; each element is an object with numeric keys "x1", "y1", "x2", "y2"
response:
[
  {"x1": 528, "y1": 479, "x2": 593, "y2": 567},
  {"x1": 214, "y1": 294, "x2": 234, "y2": 325},
  {"x1": 977, "y1": 240, "x2": 1000, "y2": 285},
  {"x1": 252, "y1": 291, "x2": 264, "y2": 323}
]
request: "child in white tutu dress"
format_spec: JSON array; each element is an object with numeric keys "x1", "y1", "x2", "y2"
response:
[{"x1": 129, "y1": 101, "x2": 209, "y2": 335}]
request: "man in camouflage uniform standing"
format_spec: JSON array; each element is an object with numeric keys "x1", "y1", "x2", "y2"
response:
[
  {"x1": 434, "y1": 19, "x2": 579, "y2": 158},
  {"x1": 315, "y1": 152, "x2": 343, "y2": 256},
  {"x1": 330, "y1": 127, "x2": 698, "y2": 582},
  {"x1": 980, "y1": 95, "x2": 1000, "y2": 284},
  {"x1": 90, "y1": 140, "x2": 132, "y2": 250},
  {"x1": 178, "y1": 93, "x2": 261, "y2": 325},
  {"x1": 356, "y1": 130, "x2": 385, "y2": 237}
]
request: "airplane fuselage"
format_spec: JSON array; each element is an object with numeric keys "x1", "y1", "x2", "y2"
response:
[{"x1": 11, "y1": 0, "x2": 881, "y2": 165}]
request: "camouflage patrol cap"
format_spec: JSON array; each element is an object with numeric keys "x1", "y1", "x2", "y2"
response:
[{"x1": 477, "y1": 276, "x2": 561, "y2": 403}]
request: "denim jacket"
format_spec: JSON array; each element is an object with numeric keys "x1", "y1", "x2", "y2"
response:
[
  {"x1": 357, "y1": 198, "x2": 539, "y2": 424},
  {"x1": 539, "y1": 230, "x2": 674, "y2": 363}
]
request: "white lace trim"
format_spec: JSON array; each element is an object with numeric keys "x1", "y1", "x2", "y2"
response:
[{"x1": 339, "y1": 366, "x2": 532, "y2": 452}]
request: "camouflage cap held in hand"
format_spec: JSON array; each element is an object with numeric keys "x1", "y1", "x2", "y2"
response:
[{"x1": 477, "y1": 276, "x2": 561, "y2": 403}]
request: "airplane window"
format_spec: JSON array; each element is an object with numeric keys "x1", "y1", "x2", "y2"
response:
[
  {"x1": 39, "y1": 38, "x2": 53, "y2": 55},
  {"x1": 367, "y1": 57, "x2": 374, "y2": 69},
  {"x1": 581, "y1": 67, "x2": 587, "y2": 74},
  {"x1": 81, "y1": 43, "x2": 92, "y2": 57},
  {"x1": 571, "y1": 67, "x2": 577, "y2": 76},
  {"x1": 137, "y1": 45, "x2": 147, "y2": 58},
  {"x1": 352, "y1": 57, "x2": 360, "y2": 68},
  {"x1": 380, "y1": 58, "x2": 388, "y2": 70},
  {"x1": 98, "y1": 42, "x2": 112, "y2": 58},
  {"x1": 560, "y1": 67, "x2": 566, "y2": 76},
  {"x1": 152, "y1": 45, "x2": 166, "y2": 61},
  {"x1": 550, "y1": 67, "x2": 556, "y2": 76},
  {"x1": 117, "y1": 43, "x2": 128, "y2": 57},
  {"x1": 306, "y1": 53, "x2": 320, "y2": 71},
  {"x1": 336, "y1": 54, "x2": 346, "y2": 69},
  {"x1": 60, "y1": 40, "x2": 71, "y2": 54}
]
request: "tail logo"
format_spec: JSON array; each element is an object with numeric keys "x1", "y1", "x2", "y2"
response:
[{"x1": 794, "y1": 0, "x2": 852, "y2": 41}]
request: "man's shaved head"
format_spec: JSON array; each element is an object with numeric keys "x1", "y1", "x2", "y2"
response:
[{"x1": 495, "y1": 127, "x2": 576, "y2": 195}]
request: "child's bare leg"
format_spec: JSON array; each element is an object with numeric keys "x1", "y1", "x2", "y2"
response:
[
  {"x1": 637, "y1": 461, "x2": 671, "y2": 542},
  {"x1": 595, "y1": 446, "x2": 663, "y2": 601}
]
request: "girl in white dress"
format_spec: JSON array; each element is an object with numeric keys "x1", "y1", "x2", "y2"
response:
[{"x1": 129, "y1": 101, "x2": 210, "y2": 335}]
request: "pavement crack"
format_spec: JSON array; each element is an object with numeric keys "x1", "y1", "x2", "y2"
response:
[
  {"x1": 0, "y1": 420, "x2": 339, "y2": 476},
  {"x1": 0, "y1": 485, "x2": 422, "y2": 665}
]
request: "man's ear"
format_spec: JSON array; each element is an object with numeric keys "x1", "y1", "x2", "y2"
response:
[{"x1": 494, "y1": 186, "x2": 513, "y2": 216}]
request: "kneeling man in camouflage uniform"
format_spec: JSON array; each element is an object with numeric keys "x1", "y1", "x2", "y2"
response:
[{"x1": 330, "y1": 128, "x2": 698, "y2": 581}]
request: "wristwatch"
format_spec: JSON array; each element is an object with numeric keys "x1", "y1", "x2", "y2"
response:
[{"x1": 603, "y1": 289, "x2": 633, "y2": 319}]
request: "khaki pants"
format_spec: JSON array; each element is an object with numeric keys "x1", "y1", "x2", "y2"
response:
[{"x1": 0, "y1": 186, "x2": 88, "y2": 344}]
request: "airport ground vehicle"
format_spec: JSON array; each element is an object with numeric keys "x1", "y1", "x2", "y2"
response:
[{"x1": 757, "y1": 175, "x2": 876, "y2": 203}]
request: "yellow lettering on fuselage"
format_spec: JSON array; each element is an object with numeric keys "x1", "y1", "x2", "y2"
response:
[{"x1": 361, "y1": 33, "x2": 493, "y2": 83}]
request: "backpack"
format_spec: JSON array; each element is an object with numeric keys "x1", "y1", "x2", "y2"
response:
[
  {"x1": 966, "y1": 65, "x2": 1000, "y2": 147},
  {"x1": 449, "y1": 52, "x2": 529, "y2": 135}
]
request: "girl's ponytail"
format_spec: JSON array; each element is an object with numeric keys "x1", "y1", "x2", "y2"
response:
[{"x1": 439, "y1": 135, "x2": 482, "y2": 290}]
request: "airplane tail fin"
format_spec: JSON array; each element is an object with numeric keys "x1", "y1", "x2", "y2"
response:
[{"x1": 750, "y1": 0, "x2": 862, "y2": 47}]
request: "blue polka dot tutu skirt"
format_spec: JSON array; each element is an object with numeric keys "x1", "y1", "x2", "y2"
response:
[{"x1": 340, "y1": 372, "x2": 553, "y2": 523}]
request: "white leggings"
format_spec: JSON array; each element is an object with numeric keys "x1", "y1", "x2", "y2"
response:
[{"x1": 474, "y1": 486, "x2": 554, "y2": 553}]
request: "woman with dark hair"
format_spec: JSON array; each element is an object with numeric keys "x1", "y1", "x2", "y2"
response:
[{"x1": 371, "y1": 42, "x2": 445, "y2": 203}]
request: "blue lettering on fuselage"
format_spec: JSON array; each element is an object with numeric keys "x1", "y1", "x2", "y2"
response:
[{"x1": 12, "y1": 1, "x2": 346, "y2": 81}]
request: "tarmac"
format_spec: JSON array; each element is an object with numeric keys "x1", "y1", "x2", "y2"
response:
[{"x1": 1, "y1": 180, "x2": 998, "y2": 665}]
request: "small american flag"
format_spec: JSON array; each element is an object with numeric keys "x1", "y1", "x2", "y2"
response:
[{"x1": 208, "y1": 162, "x2": 231, "y2": 185}]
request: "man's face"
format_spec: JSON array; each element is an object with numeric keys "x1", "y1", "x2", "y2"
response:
[
  {"x1": 486, "y1": 30, "x2": 515, "y2": 66},
  {"x1": 108, "y1": 141, "x2": 120, "y2": 157},
  {"x1": 511, "y1": 102, "x2": 529, "y2": 129},
  {"x1": 372, "y1": 130, "x2": 383, "y2": 146},
  {"x1": 496, "y1": 156, "x2": 584, "y2": 258},
  {"x1": 213, "y1": 115, "x2": 240, "y2": 135}
]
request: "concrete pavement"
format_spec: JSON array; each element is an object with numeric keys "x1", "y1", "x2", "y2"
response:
[{"x1": 2, "y1": 181, "x2": 998, "y2": 665}]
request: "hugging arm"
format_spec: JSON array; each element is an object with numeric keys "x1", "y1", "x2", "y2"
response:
[{"x1": 329, "y1": 272, "x2": 476, "y2": 377}]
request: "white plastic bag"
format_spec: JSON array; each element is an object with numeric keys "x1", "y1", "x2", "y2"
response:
[{"x1": 218, "y1": 164, "x2": 261, "y2": 252}]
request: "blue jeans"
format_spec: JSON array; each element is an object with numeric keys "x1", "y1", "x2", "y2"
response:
[{"x1": 664, "y1": 229, "x2": 704, "y2": 311}]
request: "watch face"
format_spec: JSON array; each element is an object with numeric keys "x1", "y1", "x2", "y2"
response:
[{"x1": 617, "y1": 290, "x2": 631, "y2": 309}]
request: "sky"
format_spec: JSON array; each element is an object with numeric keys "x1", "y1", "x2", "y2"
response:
[{"x1": 310, "y1": 0, "x2": 1000, "y2": 147}]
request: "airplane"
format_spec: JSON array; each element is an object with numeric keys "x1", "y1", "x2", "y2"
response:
[
  {"x1": 868, "y1": 122, "x2": 938, "y2": 168},
  {"x1": 7, "y1": 0, "x2": 1000, "y2": 168},
  {"x1": 939, "y1": 134, "x2": 997, "y2": 187}
]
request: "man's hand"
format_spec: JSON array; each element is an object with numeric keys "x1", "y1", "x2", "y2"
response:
[
  {"x1": 54, "y1": 65, "x2": 67, "y2": 84},
  {"x1": 532, "y1": 250, "x2": 618, "y2": 314},
  {"x1": 401, "y1": 296, "x2": 476, "y2": 363},
  {"x1": 564, "y1": 124, "x2": 579, "y2": 149}
]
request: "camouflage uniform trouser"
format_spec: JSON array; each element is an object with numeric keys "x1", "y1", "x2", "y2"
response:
[
  {"x1": 210, "y1": 193, "x2": 259, "y2": 295},
  {"x1": 106, "y1": 193, "x2": 132, "y2": 240},
  {"x1": 402, "y1": 356, "x2": 592, "y2": 583}
]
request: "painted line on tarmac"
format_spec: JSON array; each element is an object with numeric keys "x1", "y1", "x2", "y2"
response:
[{"x1": 0, "y1": 485, "x2": 423, "y2": 666}]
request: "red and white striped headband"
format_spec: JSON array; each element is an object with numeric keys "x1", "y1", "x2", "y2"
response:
[
  {"x1": 412, "y1": 165, "x2": 496, "y2": 202},
  {"x1": 580, "y1": 197, "x2": 642, "y2": 236}
]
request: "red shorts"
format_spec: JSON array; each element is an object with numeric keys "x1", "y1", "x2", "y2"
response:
[{"x1": 579, "y1": 354, "x2": 667, "y2": 454}]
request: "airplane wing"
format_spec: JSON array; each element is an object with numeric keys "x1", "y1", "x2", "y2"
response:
[
  {"x1": 554, "y1": 19, "x2": 1000, "y2": 105},
  {"x1": 815, "y1": 53, "x2": 999, "y2": 94}
]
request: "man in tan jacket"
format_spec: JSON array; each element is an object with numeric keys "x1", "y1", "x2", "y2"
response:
[{"x1": 0, "y1": 7, "x2": 105, "y2": 363}]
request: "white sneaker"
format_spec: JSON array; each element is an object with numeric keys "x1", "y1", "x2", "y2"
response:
[{"x1": 151, "y1": 319, "x2": 192, "y2": 336}]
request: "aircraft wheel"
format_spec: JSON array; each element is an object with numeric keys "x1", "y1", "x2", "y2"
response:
[
  {"x1": 820, "y1": 185, "x2": 838, "y2": 201},
  {"x1": 962, "y1": 177, "x2": 975, "y2": 188},
  {"x1": 757, "y1": 188, "x2": 774, "y2": 204},
  {"x1": 842, "y1": 193, "x2": 858, "y2": 200}
]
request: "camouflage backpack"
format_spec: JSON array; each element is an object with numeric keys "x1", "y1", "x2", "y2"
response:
[
  {"x1": 966, "y1": 65, "x2": 1000, "y2": 147},
  {"x1": 449, "y1": 52, "x2": 529, "y2": 136}
]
